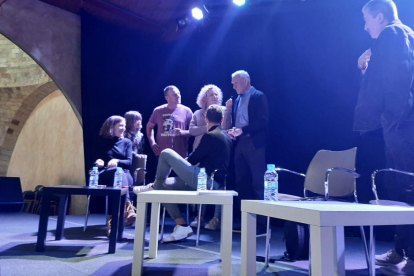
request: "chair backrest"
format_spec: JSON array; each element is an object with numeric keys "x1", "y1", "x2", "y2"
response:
[
  {"x1": 131, "y1": 154, "x2": 147, "y2": 185},
  {"x1": 304, "y1": 147, "x2": 357, "y2": 198}
]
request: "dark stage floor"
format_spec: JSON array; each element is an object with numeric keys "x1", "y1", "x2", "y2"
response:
[{"x1": 0, "y1": 212, "x2": 392, "y2": 275}]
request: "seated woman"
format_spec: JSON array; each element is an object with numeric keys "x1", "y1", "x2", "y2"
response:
[
  {"x1": 94, "y1": 115, "x2": 136, "y2": 232},
  {"x1": 124, "y1": 111, "x2": 147, "y2": 186},
  {"x1": 189, "y1": 85, "x2": 231, "y2": 231}
]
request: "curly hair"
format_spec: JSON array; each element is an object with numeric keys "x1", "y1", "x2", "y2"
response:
[
  {"x1": 99, "y1": 115, "x2": 125, "y2": 139},
  {"x1": 196, "y1": 84, "x2": 223, "y2": 109}
]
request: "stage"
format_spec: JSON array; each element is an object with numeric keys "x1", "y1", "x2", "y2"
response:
[{"x1": 0, "y1": 212, "x2": 390, "y2": 275}]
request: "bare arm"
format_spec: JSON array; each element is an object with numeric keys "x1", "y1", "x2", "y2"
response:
[{"x1": 146, "y1": 121, "x2": 160, "y2": 155}]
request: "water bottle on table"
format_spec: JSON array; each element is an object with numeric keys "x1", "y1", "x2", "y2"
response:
[
  {"x1": 264, "y1": 164, "x2": 278, "y2": 201},
  {"x1": 197, "y1": 168, "x2": 207, "y2": 191},
  {"x1": 89, "y1": 167, "x2": 99, "y2": 188},
  {"x1": 113, "y1": 167, "x2": 124, "y2": 189}
]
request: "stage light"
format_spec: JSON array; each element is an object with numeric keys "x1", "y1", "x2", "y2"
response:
[
  {"x1": 191, "y1": 7, "x2": 204, "y2": 20},
  {"x1": 233, "y1": 0, "x2": 246, "y2": 6}
]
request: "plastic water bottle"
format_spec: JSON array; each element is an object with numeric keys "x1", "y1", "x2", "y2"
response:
[
  {"x1": 113, "y1": 167, "x2": 124, "y2": 189},
  {"x1": 89, "y1": 167, "x2": 99, "y2": 188},
  {"x1": 264, "y1": 164, "x2": 278, "y2": 201},
  {"x1": 197, "y1": 168, "x2": 207, "y2": 191}
]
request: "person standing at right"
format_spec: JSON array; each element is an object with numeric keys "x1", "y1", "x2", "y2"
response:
[
  {"x1": 354, "y1": 1, "x2": 414, "y2": 275},
  {"x1": 227, "y1": 70, "x2": 269, "y2": 229}
]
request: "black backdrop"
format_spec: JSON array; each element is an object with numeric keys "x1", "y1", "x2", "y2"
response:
[{"x1": 81, "y1": 0, "x2": 414, "y2": 213}]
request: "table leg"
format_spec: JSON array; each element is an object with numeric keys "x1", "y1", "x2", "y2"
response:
[
  {"x1": 221, "y1": 204, "x2": 233, "y2": 276},
  {"x1": 241, "y1": 211, "x2": 257, "y2": 276},
  {"x1": 149, "y1": 203, "x2": 160, "y2": 259},
  {"x1": 132, "y1": 202, "x2": 147, "y2": 276},
  {"x1": 310, "y1": 225, "x2": 344, "y2": 276},
  {"x1": 36, "y1": 193, "x2": 51, "y2": 252},
  {"x1": 117, "y1": 194, "x2": 126, "y2": 241},
  {"x1": 56, "y1": 195, "x2": 68, "y2": 240},
  {"x1": 336, "y1": 226, "x2": 345, "y2": 276},
  {"x1": 109, "y1": 194, "x2": 121, "y2": 254}
]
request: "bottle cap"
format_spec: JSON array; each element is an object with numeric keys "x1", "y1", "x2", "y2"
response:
[
  {"x1": 267, "y1": 164, "x2": 275, "y2": 171},
  {"x1": 200, "y1": 168, "x2": 206, "y2": 172},
  {"x1": 93, "y1": 167, "x2": 98, "y2": 170},
  {"x1": 117, "y1": 167, "x2": 123, "y2": 171}
]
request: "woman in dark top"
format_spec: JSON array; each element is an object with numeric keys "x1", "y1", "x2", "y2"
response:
[
  {"x1": 94, "y1": 115, "x2": 136, "y2": 232},
  {"x1": 124, "y1": 111, "x2": 147, "y2": 186}
]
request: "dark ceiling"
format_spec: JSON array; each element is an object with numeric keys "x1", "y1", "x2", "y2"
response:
[{"x1": 39, "y1": 0, "x2": 217, "y2": 41}]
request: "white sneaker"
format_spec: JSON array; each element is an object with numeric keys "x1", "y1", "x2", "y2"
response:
[
  {"x1": 133, "y1": 183, "x2": 153, "y2": 194},
  {"x1": 162, "y1": 225, "x2": 194, "y2": 242},
  {"x1": 380, "y1": 258, "x2": 414, "y2": 276},
  {"x1": 376, "y1": 249, "x2": 404, "y2": 266},
  {"x1": 190, "y1": 217, "x2": 204, "y2": 228},
  {"x1": 205, "y1": 217, "x2": 220, "y2": 231}
]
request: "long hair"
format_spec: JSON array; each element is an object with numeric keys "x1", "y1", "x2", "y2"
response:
[
  {"x1": 124, "y1": 111, "x2": 142, "y2": 133},
  {"x1": 99, "y1": 115, "x2": 125, "y2": 139},
  {"x1": 196, "y1": 84, "x2": 223, "y2": 109}
]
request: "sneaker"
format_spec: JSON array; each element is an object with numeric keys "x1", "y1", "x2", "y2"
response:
[
  {"x1": 190, "y1": 217, "x2": 204, "y2": 228},
  {"x1": 205, "y1": 217, "x2": 220, "y2": 231},
  {"x1": 376, "y1": 249, "x2": 404, "y2": 266},
  {"x1": 379, "y1": 258, "x2": 414, "y2": 276},
  {"x1": 162, "y1": 225, "x2": 194, "y2": 242},
  {"x1": 133, "y1": 183, "x2": 153, "y2": 194}
]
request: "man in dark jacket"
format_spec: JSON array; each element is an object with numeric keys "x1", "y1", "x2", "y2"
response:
[
  {"x1": 355, "y1": 1, "x2": 414, "y2": 275},
  {"x1": 134, "y1": 104, "x2": 232, "y2": 242},
  {"x1": 226, "y1": 70, "x2": 269, "y2": 229}
]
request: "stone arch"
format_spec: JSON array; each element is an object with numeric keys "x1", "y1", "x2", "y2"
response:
[{"x1": 0, "y1": 82, "x2": 58, "y2": 176}]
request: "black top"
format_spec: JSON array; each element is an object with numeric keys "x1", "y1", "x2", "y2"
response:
[
  {"x1": 95, "y1": 136, "x2": 132, "y2": 170},
  {"x1": 232, "y1": 87, "x2": 269, "y2": 148},
  {"x1": 354, "y1": 20, "x2": 414, "y2": 133},
  {"x1": 187, "y1": 125, "x2": 232, "y2": 185}
]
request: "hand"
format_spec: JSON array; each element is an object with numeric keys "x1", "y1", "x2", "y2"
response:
[
  {"x1": 226, "y1": 128, "x2": 238, "y2": 140},
  {"x1": 151, "y1": 143, "x2": 160, "y2": 155},
  {"x1": 107, "y1": 159, "x2": 119, "y2": 168},
  {"x1": 95, "y1": 159, "x2": 104, "y2": 168},
  {"x1": 226, "y1": 98, "x2": 233, "y2": 109},
  {"x1": 358, "y1": 49, "x2": 371, "y2": 70},
  {"x1": 233, "y1": 127, "x2": 243, "y2": 137},
  {"x1": 136, "y1": 154, "x2": 147, "y2": 160},
  {"x1": 174, "y1": 128, "x2": 182, "y2": 136}
]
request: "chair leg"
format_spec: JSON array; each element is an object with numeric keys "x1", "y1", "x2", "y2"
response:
[
  {"x1": 186, "y1": 204, "x2": 190, "y2": 225},
  {"x1": 84, "y1": 195, "x2": 91, "y2": 232},
  {"x1": 360, "y1": 225, "x2": 371, "y2": 271},
  {"x1": 308, "y1": 224, "x2": 312, "y2": 276},
  {"x1": 160, "y1": 207, "x2": 166, "y2": 242},
  {"x1": 264, "y1": 216, "x2": 271, "y2": 267},
  {"x1": 196, "y1": 204, "x2": 202, "y2": 246},
  {"x1": 105, "y1": 196, "x2": 109, "y2": 225}
]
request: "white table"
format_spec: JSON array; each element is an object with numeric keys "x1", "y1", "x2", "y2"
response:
[
  {"x1": 241, "y1": 200, "x2": 414, "y2": 276},
  {"x1": 132, "y1": 190, "x2": 237, "y2": 276}
]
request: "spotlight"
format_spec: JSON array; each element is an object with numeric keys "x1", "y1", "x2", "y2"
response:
[
  {"x1": 191, "y1": 7, "x2": 204, "y2": 20},
  {"x1": 233, "y1": 0, "x2": 246, "y2": 6}
]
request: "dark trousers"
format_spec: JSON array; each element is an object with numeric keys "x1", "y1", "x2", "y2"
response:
[
  {"x1": 383, "y1": 121, "x2": 414, "y2": 259},
  {"x1": 99, "y1": 168, "x2": 133, "y2": 209},
  {"x1": 234, "y1": 136, "x2": 266, "y2": 226}
]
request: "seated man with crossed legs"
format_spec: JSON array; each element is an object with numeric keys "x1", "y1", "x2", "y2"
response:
[{"x1": 134, "y1": 104, "x2": 232, "y2": 242}]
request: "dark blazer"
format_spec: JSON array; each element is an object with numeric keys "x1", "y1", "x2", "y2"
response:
[
  {"x1": 232, "y1": 87, "x2": 269, "y2": 148},
  {"x1": 354, "y1": 20, "x2": 414, "y2": 133},
  {"x1": 187, "y1": 125, "x2": 232, "y2": 185}
]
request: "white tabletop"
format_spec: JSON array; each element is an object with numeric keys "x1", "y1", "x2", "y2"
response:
[
  {"x1": 241, "y1": 200, "x2": 414, "y2": 227},
  {"x1": 136, "y1": 190, "x2": 238, "y2": 205}
]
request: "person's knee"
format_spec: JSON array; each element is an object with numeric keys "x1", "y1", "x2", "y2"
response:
[{"x1": 160, "y1": 148, "x2": 174, "y2": 158}]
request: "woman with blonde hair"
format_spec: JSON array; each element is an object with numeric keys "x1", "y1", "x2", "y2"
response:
[{"x1": 189, "y1": 84, "x2": 231, "y2": 230}]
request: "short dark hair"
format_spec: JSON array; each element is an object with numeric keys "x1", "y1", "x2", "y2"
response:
[
  {"x1": 363, "y1": 0, "x2": 398, "y2": 22},
  {"x1": 124, "y1": 111, "x2": 142, "y2": 132},
  {"x1": 206, "y1": 104, "x2": 223, "y2": 124},
  {"x1": 99, "y1": 115, "x2": 124, "y2": 138},
  {"x1": 163, "y1": 85, "x2": 178, "y2": 97}
]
